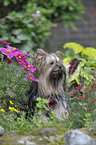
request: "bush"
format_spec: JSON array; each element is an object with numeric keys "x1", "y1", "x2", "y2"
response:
[
  {"x1": 63, "y1": 42, "x2": 96, "y2": 86},
  {"x1": 0, "y1": 61, "x2": 30, "y2": 113},
  {"x1": 64, "y1": 80, "x2": 96, "y2": 129},
  {"x1": 0, "y1": 0, "x2": 85, "y2": 53}
]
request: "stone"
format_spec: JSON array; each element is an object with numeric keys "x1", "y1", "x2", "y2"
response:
[
  {"x1": 40, "y1": 127, "x2": 57, "y2": 133},
  {"x1": 16, "y1": 136, "x2": 36, "y2": 145},
  {"x1": 93, "y1": 120, "x2": 96, "y2": 135},
  {"x1": 0, "y1": 126, "x2": 5, "y2": 136},
  {"x1": 64, "y1": 130, "x2": 96, "y2": 145},
  {"x1": 0, "y1": 126, "x2": 96, "y2": 145}
]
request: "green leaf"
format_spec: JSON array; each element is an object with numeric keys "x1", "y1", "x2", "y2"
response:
[
  {"x1": 17, "y1": 32, "x2": 29, "y2": 41},
  {"x1": 12, "y1": 29, "x2": 22, "y2": 35},
  {"x1": 36, "y1": 97, "x2": 42, "y2": 102},
  {"x1": 63, "y1": 42, "x2": 84, "y2": 53},
  {"x1": 3, "y1": 0, "x2": 10, "y2": 6},
  {"x1": 82, "y1": 47, "x2": 96, "y2": 60},
  {"x1": 63, "y1": 56, "x2": 74, "y2": 64},
  {"x1": 74, "y1": 75, "x2": 81, "y2": 85}
]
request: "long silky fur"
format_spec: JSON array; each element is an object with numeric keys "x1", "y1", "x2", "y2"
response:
[{"x1": 27, "y1": 49, "x2": 67, "y2": 117}]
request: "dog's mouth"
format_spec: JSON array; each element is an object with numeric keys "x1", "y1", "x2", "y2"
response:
[
  {"x1": 48, "y1": 98, "x2": 58, "y2": 109},
  {"x1": 50, "y1": 68, "x2": 64, "y2": 81}
]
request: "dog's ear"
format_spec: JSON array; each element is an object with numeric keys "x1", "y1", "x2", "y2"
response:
[
  {"x1": 56, "y1": 51, "x2": 64, "y2": 60},
  {"x1": 36, "y1": 49, "x2": 46, "y2": 59}
]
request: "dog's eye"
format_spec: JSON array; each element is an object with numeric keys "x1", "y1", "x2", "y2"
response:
[{"x1": 50, "y1": 62, "x2": 54, "y2": 65}]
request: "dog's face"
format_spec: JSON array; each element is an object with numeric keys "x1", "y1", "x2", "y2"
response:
[
  {"x1": 33, "y1": 49, "x2": 66, "y2": 97},
  {"x1": 45, "y1": 52, "x2": 66, "y2": 88}
]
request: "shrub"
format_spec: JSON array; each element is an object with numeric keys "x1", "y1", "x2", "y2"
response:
[
  {"x1": 63, "y1": 42, "x2": 96, "y2": 87},
  {"x1": 64, "y1": 80, "x2": 96, "y2": 129},
  {"x1": 0, "y1": 0, "x2": 85, "y2": 53},
  {"x1": 0, "y1": 40, "x2": 38, "y2": 113},
  {"x1": 0, "y1": 61, "x2": 30, "y2": 113}
]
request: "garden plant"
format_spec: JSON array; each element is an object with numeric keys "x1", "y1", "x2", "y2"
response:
[
  {"x1": 0, "y1": 0, "x2": 85, "y2": 53},
  {"x1": 0, "y1": 41, "x2": 96, "y2": 132}
]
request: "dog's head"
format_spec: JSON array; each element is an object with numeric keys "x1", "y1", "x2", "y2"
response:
[{"x1": 33, "y1": 49, "x2": 66, "y2": 97}]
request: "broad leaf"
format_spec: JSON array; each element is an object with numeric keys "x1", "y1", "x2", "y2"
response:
[
  {"x1": 63, "y1": 56, "x2": 74, "y2": 64},
  {"x1": 82, "y1": 47, "x2": 96, "y2": 60},
  {"x1": 63, "y1": 42, "x2": 84, "y2": 53}
]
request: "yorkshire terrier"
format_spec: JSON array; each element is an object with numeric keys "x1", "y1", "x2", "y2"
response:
[{"x1": 28, "y1": 49, "x2": 68, "y2": 119}]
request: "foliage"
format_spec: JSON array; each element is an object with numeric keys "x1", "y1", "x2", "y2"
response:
[
  {"x1": 0, "y1": 97, "x2": 61, "y2": 132},
  {"x1": 0, "y1": 10, "x2": 55, "y2": 53},
  {"x1": 63, "y1": 42, "x2": 96, "y2": 86},
  {"x1": 0, "y1": 41, "x2": 96, "y2": 132},
  {"x1": 0, "y1": 0, "x2": 85, "y2": 53},
  {"x1": 1, "y1": 0, "x2": 23, "y2": 6},
  {"x1": 24, "y1": 0, "x2": 85, "y2": 28},
  {"x1": 0, "y1": 61, "x2": 30, "y2": 113},
  {"x1": 64, "y1": 80, "x2": 96, "y2": 129},
  {"x1": 0, "y1": 40, "x2": 39, "y2": 113}
]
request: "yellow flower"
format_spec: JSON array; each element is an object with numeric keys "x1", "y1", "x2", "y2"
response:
[
  {"x1": 19, "y1": 56, "x2": 21, "y2": 59},
  {"x1": 9, "y1": 106, "x2": 13, "y2": 111},
  {"x1": 9, "y1": 106, "x2": 20, "y2": 113},
  {"x1": 13, "y1": 47, "x2": 16, "y2": 50},
  {"x1": 1, "y1": 109, "x2": 5, "y2": 112},
  {"x1": 13, "y1": 108, "x2": 20, "y2": 113},
  {"x1": 27, "y1": 65, "x2": 30, "y2": 68},
  {"x1": 7, "y1": 49, "x2": 11, "y2": 53},
  {"x1": 29, "y1": 77, "x2": 32, "y2": 80},
  {"x1": 10, "y1": 100, "x2": 14, "y2": 105}
]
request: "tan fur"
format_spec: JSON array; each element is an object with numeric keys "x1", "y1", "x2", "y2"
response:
[
  {"x1": 30, "y1": 49, "x2": 68, "y2": 119},
  {"x1": 33, "y1": 49, "x2": 65, "y2": 97}
]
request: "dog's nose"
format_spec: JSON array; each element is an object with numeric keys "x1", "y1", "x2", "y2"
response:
[
  {"x1": 59, "y1": 65, "x2": 63, "y2": 69},
  {"x1": 59, "y1": 66, "x2": 62, "y2": 69}
]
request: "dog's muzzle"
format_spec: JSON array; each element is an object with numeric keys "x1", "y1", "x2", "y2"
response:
[{"x1": 50, "y1": 64, "x2": 65, "y2": 79}]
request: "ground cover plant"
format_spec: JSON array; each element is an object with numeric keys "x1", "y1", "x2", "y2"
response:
[
  {"x1": 0, "y1": 41, "x2": 96, "y2": 133},
  {"x1": 62, "y1": 42, "x2": 96, "y2": 128}
]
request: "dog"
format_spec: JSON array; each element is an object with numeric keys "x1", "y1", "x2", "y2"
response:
[{"x1": 27, "y1": 49, "x2": 68, "y2": 119}]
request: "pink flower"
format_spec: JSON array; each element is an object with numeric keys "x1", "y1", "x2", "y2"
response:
[
  {"x1": 89, "y1": 88, "x2": 94, "y2": 91},
  {"x1": 48, "y1": 98, "x2": 58, "y2": 109},
  {"x1": 7, "y1": 58, "x2": 13, "y2": 64},
  {"x1": 75, "y1": 87, "x2": 79, "y2": 89},
  {"x1": 25, "y1": 73, "x2": 39, "y2": 82},
  {"x1": 0, "y1": 45, "x2": 17, "y2": 58},
  {"x1": 70, "y1": 94, "x2": 74, "y2": 97},
  {"x1": 72, "y1": 90, "x2": 78, "y2": 92},
  {"x1": 15, "y1": 50, "x2": 27, "y2": 63},
  {"x1": 85, "y1": 95, "x2": 88, "y2": 99},
  {"x1": 79, "y1": 97, "x2": 82, "y2": 100},
  {"x1": 23, "y1": 61, "x2": 36, "y2": 72},
  {"x1": 0, "y1": 40, "x2": 10, "y2": 44},
  {"x1": 84, "y1": 88, "x2": 88, "y2": 91},
  {"x1": 91, "y1": 83, "x2": 95, "y2": 87},
  {"x1": 88, "y1": 107, "x2": 92, "y2": 110},
  {"x1": 23, "y1": 51, "x2": 34, "y2": 58},
  {"x1": 92, "y1": 100, "x2": 95, "y2": 103}
]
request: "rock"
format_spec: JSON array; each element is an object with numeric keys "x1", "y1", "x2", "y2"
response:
[
  {"x1": 0, "y1": 126, "x2": 5, "y2": 136},
  {"x1": 16, "y1": 136, "x2": 36, "y2": 145},
  {"x1": 40, "y1": 127, "x2": 57, "y2": 133},
  {"x1": 0, "y1": 126, "x2": 67, "y2": 145},
  {"x1": 0, "y1": 126, "x2": 96, "y2": 145},
  {"x1": 93, "y1": 120, "x2": 96, "y2": 135},
  {"x1": 64, "y1": 130, "x2": 96, "y2": 145}
]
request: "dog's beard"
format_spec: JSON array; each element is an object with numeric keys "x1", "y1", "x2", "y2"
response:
[
  {"x1": 28, "y1": 49, "x2": 68, "y2": 119},
  {"x1": 38, "y1": 64, "x2": 66, "y2": 98},
  {"x1": 50, "y1": 67, "x2": 64, "y2": 88}
]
